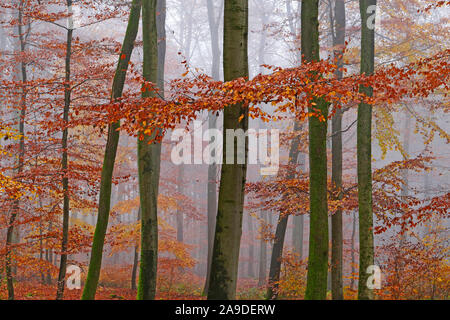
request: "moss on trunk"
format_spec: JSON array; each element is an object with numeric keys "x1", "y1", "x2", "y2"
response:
[
  {"x1": 357, "y1": 0, "x2": 376, "y2": 300},
  {"x1": 208, "y1": 0, "x2": 249, "y2": 300},
  {"x1": 302, "y1": 0, "x2": 329, "y2": 300},
  {"x1": 136, "y1": 0, "x2": 162, "y2": 300},
  {"x1": 81, "y1": 0, "x2": 141, "y2": 300}
]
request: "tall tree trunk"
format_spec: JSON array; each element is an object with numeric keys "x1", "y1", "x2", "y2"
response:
[
  {"x1": 357, "y1": 0, "x2": 376, "y2": 300},
  {"x1": 331, "y1": 0, "x2": 346, "y2": 301},
  {"x1": 258, "y1": 211, "x2": 268, "y2": 286},
  {"x1": 204, "y1": 0, "x2": 222, "y2": 297},
  {"x1": 265, "y1": 0, "x2": 302, "y2": 297},
  {"x1": 208, "y1": 0, "x2": 248, "y2": 300},
  {"x1": 266, "y1": 121, "x2": 301, "y2": 299},
  {"x1": 255, "y1": 8, "x2": 270, "y2": 289},
  {"x1": 81, "y1": 0, "x2": 141, "y2": 300},
  {"x1": 136, "y1": 0, "x2": 163, "y2": 300},
  {"x1": 6, "y1": 0, "x2": 27, "y2": 300},
  {"x1": 303, "y1": 0, "x2": 329, "y2": 300},
  {"x1": 56, "y1": 0, "x2": 73, "y2": 300}
]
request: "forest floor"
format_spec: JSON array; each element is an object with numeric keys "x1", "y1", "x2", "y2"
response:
[{"x1": 0, "y1": 277, "x2": 271, "y2": 300}]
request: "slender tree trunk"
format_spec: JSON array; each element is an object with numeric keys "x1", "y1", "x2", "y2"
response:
[
  {"x1": 156, "y1": 0, "x2": 166, "y2": 94},
  {"x1": 39, "y1": 219, "x2": 45, "y2": 284},
  {"x1": 291, "y1": 149, "x2": 306, "y2": 259},
  {"x1": 136, "y1": 0, "x2": 164, "y2": 300},
  {"x1": 258, "y1": 211, "x2": 267, "y2": 286},
  {"x1": 131, "y1": 208, "x2": 141, "y2": 290},
  {"x1": 247, "y1": 216, "x2": 254, "y2": 277},
  {"x1": 357, "y1": 0, "x2": 376, "y2": 300},
  {"x1": 46, "y1": 220, "x2": 53, "y2": 285},
  {"x1": 266, "y1": 121, "x2": 301, "y2": 299},
  {"x1": 422, "y1": 161, "x2": 431, "y2": 238},
  {"x1": 131, "y1": 245, "x2": 139, "y2": 290},
  {"x1": 81, "y1": 0, "x2": 141, "y2": 300},
  {"x1": 399, "y1": 110, "x2": 411, "y2": 243},
  {"x1": 350, "y1": 210, "x2": 356, "y2": 290},
  {"x1": 331, "y1": 0, "x2": 346, "y2": 301},
  {"x1": 292, "y1": 214, "x2": 304, "y2": 259},
  {"x1": 207, "y1": 0, "x2": 221, "y2": 82},
  {"x1": 6, "y1": 0, "x2": 27, "y2": 300},
  {"x1": 208, "y1": 0, "x2": 249, "y2": 300},
  {"x1": 56, "y1": 0, "x2": 73, "y2": 300},
  {"x1": 45, "y1": 249, "x2": 50, "y2": 284},
  {"x1": 303, "y1": 0, "x2": 329, "y2": 300},
  {"x1": 204, "y1": 0, "x2": 222, "y2": 296},
  {"x1": 264, "y1": 2, "x2": 302, "y2": 297},
  {"x1": 177, "y1": 165, "x2": 184, "y2": 243},
  {"x1": 255, "y1": 8, "x2": 271, "y2": 289}
]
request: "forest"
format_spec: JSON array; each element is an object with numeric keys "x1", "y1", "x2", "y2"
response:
[{"x1": 0, "y1": 0, "x2": 449, "y2": 301}]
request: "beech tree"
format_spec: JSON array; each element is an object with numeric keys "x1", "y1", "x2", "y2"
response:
[
  {"x1": 82, "y1": 0, "x2": 141, "y2": 300},
  {"x1": 55, "y1": 0, "x2": 74, "y2": 300},
  {"x1": 204, "y1": 0, "x2": 222, "y2": 296},
  {"x1": 0, "y1": 0, "x2": 448, "y2": 303},
  {"x1": 266, "y1": 0, "x2": 303, "y2": 300},
  {"x1": 357, "y1": 0, "x2": 376, "y2": 300},
  {"x1": 136, "y1": 0, "x2": 163, "y2": 300},
  {"x1": 302, "y1": 0, "x2": 329, "y2": 300},
  {"x1": 208, "y1": 0, "x2": 249, "y2": 300},
  {"x1": 5, "y1": 0, "x2": 27, "y2": 300},
  {"x1": 330, "y1": 0, "x2": 346, "y2": 301}
]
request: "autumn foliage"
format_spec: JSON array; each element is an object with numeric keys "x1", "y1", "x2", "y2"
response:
[{"x1": 0, "y1": 0, "x2": 449, "y2": 300}]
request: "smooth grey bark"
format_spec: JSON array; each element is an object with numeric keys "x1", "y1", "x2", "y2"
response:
[
  {"x1": 81, "y1": 0, "x2": 141, "y2": 300},
  {"x1": 136, "y1": 0, "x2": 165, "y2": 300},
  {"x1": 131, "y1": 207, "x2": 141, "y2": 290},
  {"x1": 331, "y1": 0, "x2": 346, "y2": 301},
  {"x1": 350, "y1": 210, "x2": 356, "y2": 290},
  {"x1": 46, "y1": 220, "x2": 54, "y2": 285},
  {"x1": 208, "y1": 0, "x2": 249, "y2": 300},
  {"x1": 157, "y1": 0, "x2": 166, "y2": 93},
  {"x1": 400, "y1": 110, "x2": 411, "y2": 239},
  {"x1": 207, "y1": 0, "x2": 222, "y2": 81},
  {"x1": 357, "y1": 0, "x2": 376, "y2": 300},
  {"x1": 258, "y1": 211, "x2": 268, "y2": 286},
  {"x1": 204, "y1": 0, "x2": 222, "y2": 297},
  {"x1": 177, "y1": 165, "x2": 184, "y2": 243},
  {"x1": 292, "y1": 152, "x2": 306, "y2": 259},
  {"x1": 255, "y1": 5, "x2": 270, "y2": 288},
  {"x1": 247, "y1": 215, "x2": 254, "y2": 277},
  {"x1": 292, "y1": 214, "x2": 304, "y2": 259}
]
